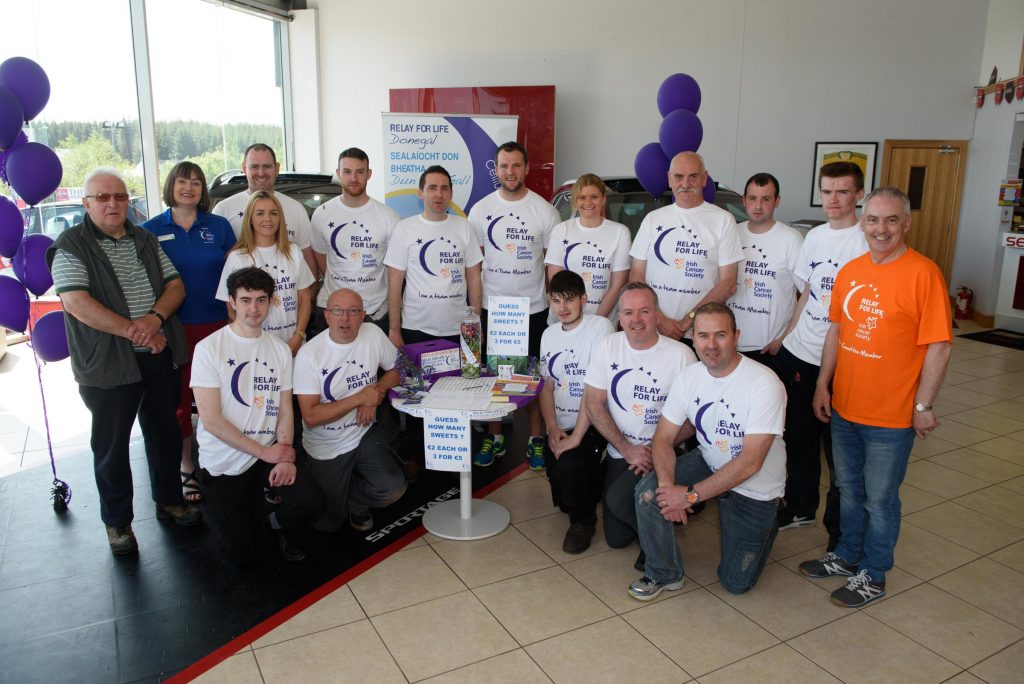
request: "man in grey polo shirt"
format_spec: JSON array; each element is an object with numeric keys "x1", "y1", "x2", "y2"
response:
[{"x1": 47, "y1": 167, "x2": 200, "y2": 556}]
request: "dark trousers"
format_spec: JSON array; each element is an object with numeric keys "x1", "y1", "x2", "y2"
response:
[
  {"x1": 200, "y1": 459, "x2": 323, "y2": 564},
  {"x1": 774, "y1": 346, "x2": 840, "y2": 545},
  {"x1": 78, "y1": 350, "x2": 184, "y2": 528},
  {"x1": 603, "y1": 457, "x2": 641, "y2": 548},
  {"x1": 545, "y1": 427, "x2": 607, "y2": 526},
  {"x1": 306, "y1": 425, "x2": 407, "y2": 533}
]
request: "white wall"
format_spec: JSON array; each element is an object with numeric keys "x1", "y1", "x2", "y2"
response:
[
  {"x1": 297, "y1": 0, "x2": 996, "y2": 295},
  {"x1": 978, "y1": 0, "x2": 1024, "y2": 86}
]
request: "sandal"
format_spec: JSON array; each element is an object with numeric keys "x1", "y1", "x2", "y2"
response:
[{"x1": 181, "y1": 470, "x2": 203, "y2": 504}]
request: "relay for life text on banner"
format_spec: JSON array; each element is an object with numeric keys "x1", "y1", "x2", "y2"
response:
[{"x1": 382, "y1": 113, "x2": 519, "y2": 219}]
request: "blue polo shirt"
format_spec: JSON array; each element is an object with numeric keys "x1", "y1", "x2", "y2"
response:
[{"x1": 142, "y1": 209, "x2": 235, "y2": 324}]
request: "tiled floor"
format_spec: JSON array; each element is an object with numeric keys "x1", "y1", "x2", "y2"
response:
[{"x1": 190, "y1": 328, "x2": 1024, "y2": 684}]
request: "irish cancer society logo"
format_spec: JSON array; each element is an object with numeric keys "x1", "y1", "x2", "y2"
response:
[
  {"x1": 226, "y1": 356, "x2": 280, "y2": 416},
  {"x1": 608, "y1": 363, "x2": 665, "y2": 425}
]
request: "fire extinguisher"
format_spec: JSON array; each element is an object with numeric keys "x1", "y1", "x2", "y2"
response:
[{"x1": 955, "y1": 286, "x2": 973, "y2": 320}]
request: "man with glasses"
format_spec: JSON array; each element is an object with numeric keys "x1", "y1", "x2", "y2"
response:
[
  {"x1": 310, "y1": 147, "x2": 399, "y2": 337},
  {"x1": 47, "y1": 167, "x2": 200, "y2": 556},
  {"x1": 212, "y1": 143, "x2": 318, "y2": 282},
  {"x1": 294, "y1": 288, "x2": 406, "y2": 533}
]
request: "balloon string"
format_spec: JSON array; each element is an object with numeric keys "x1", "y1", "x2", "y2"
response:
[{"x1": 26, "y1": 299, "x2": 57, "y2": 480}]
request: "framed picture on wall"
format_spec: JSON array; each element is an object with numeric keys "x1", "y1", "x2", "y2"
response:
[{"x1": 810, "y1": 142, "x2": 878, "y2": 206}]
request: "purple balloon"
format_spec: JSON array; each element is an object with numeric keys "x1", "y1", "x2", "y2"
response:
[
  {"x1": 0, "y1": 195, "x2": 23, "y2": 258},
  {"x1": 6, "y1": 142, "x2": 62, "y2": 206},
  {"x1": 31, "y1": 309, "x2": 69, "y2": 362},
  {"x1": 703, "y1": 174, "x2": 716, "y2": 204},
  {"x1": 0, "y1": 57, "x2": 50, "y2": 122},
  {"x1": 634, "y1": 142, "x2": 671, "y2": 197},
  {"x1": 658, "y1": 109, "x2": 703, "y2": 160},
  {"x1": 0, "y1": 85, "x2": 24, "y2": 150},
  {"x1": 657, "y1": 73, "x2": 702, "y2": 118},
  {"x1": 0, "y1": 274, "x2": 30, "y2": 332},
  {"x1": 13, "y1": 233, "x2": 54, "y2": 296},
  {"x1": 0, "y1": 130, "x2": 28, "y2": 185}
]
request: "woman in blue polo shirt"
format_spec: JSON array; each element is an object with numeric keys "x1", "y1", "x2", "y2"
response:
[{"x1": 143, "y1": 161, "x2": 235, "y2": 504}]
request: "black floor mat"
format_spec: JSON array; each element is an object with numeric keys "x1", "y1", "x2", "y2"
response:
[
  {"x1": 0, "y1": 416, "x2": 532, "y2": 684},
  {"x1": 958, "y1": 328, "x2": 1024, "y2": 351}
]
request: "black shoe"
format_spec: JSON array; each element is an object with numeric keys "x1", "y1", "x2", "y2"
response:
[
  {"x1": 778, "y1": 507, "x2": 815, "y2": 530},
  {"x1": 350, "y1": 510, "x2": 374, "y2": 532},
  {"x1": 634, "y1": 550, "x2": 646, "y2": 572},
  {"x1": 562, "y1": 522, "x2": 596, "y2": 554},
  {"x1": 830, "y1": 570, "x2": 886, "y2": 607},
  {"x1": 799, "y1": 551, "x2": 857, "y2": 578},
  {"x1": 272, "y1": 529, "x2": 306, "y2": 562},
  {"x1": 155, "y1": 503, "x2": 202, "y2": 527},
  {"x1": 106, "y1": 525, "x2": 138, "y2": 556}
]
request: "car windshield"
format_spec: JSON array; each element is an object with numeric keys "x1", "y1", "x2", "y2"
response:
[{"x1": 552, "y1": 182, "x2": 749, "y2": 239}]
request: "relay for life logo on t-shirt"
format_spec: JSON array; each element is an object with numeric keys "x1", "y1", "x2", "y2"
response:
[
  {"x1": 692, "y1": 396, "x2": 744, "y2": 459},
  {"x1": 415, "y1": 236, "x2": 464, "y2": 285},
  {"x1": 651, "y1": 224, "x2": 709, "y2": 280},
  {"x1": 562, "y1": 238, "x2": 610, "y2": 290},
  {"x1": 482, "y1": 211, "x2": 539, "y2": 261},
  {"x1": 607, "y1": 362, "x2": 669, "y2": 429},
  {"x1": 226, "y1": 355, "x2": 282, "y2": 424},
  {"x1": 327, "y1": 220, "x2": 382, "y2": 268},
  {"x1": 841, "y1": 279, "x2": 884, "y2": 348},
  {"x1": 806, "y1": 257, "x2": 841, "y2": 314},
  {"x1": 741, "y1": 244, "x2": 776, "y2": 302}
]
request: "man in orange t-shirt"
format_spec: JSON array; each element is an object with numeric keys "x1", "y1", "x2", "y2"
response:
[{"x1": 797, "y1": 187, "x2": 952, "y2": 608}]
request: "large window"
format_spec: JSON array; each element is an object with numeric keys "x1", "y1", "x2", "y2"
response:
[
  {"x1": 0, "y1": 0, "x2": 288, "y2": 216},
  {"x1": 0, "y1": 0, "x2": 146, "y2": 206},
  {"x1": 146, "y1": 0, "x2": 286, "y2": 200}
]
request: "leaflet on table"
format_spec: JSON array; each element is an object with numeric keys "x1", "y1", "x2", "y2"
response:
[
  {"x1": 422, "y1": 376, "x2": 497, "y2": 410},
  {"x1": 486, "y1": 296, "x2": 529, "y2": 372}
]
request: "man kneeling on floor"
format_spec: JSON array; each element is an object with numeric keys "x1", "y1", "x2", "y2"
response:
[
  {"x1": 295, "y1": 288, "x2": 406, "y2": 534},
  {"x1": 629, "y1": 302, "x2": 787, "y2": 600},
  {"x1": 192, "y1": 267, "x2": 323, "y2": 563}
]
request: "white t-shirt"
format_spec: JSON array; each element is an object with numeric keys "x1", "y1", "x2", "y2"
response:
[
  {"x1": 216, "y1": 244, "x2": 316, "y2": 342},
  {"x1": 540, "y1": 314, "x2": 616, "y2": 430},
  {"x1": 212, "y1": 189, "x2": 313, "y2": 250},
  {"x1": 310, "y1": 196, "x2": 399, "y2": 313},
  {"x1": 191, "y1": 326, "x2": 293, "y2": 477},
  {"x1": 544, "y1": 218, "x2": 632, "y2": 316},
  {"x1": 468, "y1": 190, "x2": 560, "y2": 314},
  {"x1": 585, "y1": 332, "x2": 697, "y2": 460},
  {"x1": 662, "y1": 356, "x2": 786, "y2": 501},
  {"x1": 727, "y1": 221, "x2": 804, "y2": 351},
  {"x1": 382, "y1": 214, "x2": 483, "y2": 337},
  {"x1": 630, "y1": 202, "x2": 744, "y2": 320},
  {"x1": 783, "y1": 223, "x2": 868, "y2": 365},
  {"x1": 294, "y1": 324, "x2": 398, "y2": 459}
]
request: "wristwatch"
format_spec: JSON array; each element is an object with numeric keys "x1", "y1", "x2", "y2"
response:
[
  {"x1": 146, "y1": 309, "x2": 166, "y2": 325},
  {"x1": 914, "y1": 402, "x2": 932, "y2": 412},
  {"x1": 685, "y1": 485, "x2": 700, "y2": 506}
]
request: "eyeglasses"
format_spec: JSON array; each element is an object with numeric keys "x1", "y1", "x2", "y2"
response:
[
  {"x1": 86, "y1": 193, "x2": 130, "y2": 203},
  {"x1": 325, "y1": 307, "x2": 364, "y2": 317}
]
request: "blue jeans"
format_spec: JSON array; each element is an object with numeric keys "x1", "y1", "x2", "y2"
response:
[
  {"x1": 830, "y1": 410, "x2": 915, "y2": 584},
  {"x1": 635, "y1": 448, "x2": 779, "y2": 594}
]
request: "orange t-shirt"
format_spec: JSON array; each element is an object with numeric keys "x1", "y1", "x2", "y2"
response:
[{"x1": 828, "y1": 248, "x2": 952, "y2": 428}]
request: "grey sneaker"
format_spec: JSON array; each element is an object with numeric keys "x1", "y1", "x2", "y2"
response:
[
  {"x1": 799, "y1": 551, "x2": 857, "y2": 578},
  {"x1": 106, "y1": 525, "x2": 138, "y2": 556},
  {"x1": 627, "y1": 575, "x2": 684, "y2": 601},
  {"x1": 830, "y1": 570, "x2": 886, "y2": 607},
  {"x1": 156, "y1": 503, "x2": 202, "y2": 527},
  {"x1": 350, "y1": 510, "x2": 374, "y2": 532}
]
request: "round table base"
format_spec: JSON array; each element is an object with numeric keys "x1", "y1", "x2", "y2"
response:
[{"x1": 422, "y1": 499, "x2": 511, "y2": 540}]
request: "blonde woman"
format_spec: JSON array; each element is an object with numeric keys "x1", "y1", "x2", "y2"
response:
[
  {"x1": 545, "y1": 174, "x2": 632, "y2": 320},
  {"x1": 216, "y1": 190, "x2": 314, "y2": 355}
]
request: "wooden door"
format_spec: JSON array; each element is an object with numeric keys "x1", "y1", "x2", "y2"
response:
[{"x1": 880, "y1": 140, "x2": 968, "y2": 283}]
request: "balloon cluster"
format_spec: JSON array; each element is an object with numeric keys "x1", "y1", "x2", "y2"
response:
[
  {"x1": 0, "y1": 56, "x2": 69, "y2": 363},
  {"x1": 633, "y1": 73, "x2": 715, "y2": 203}
]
